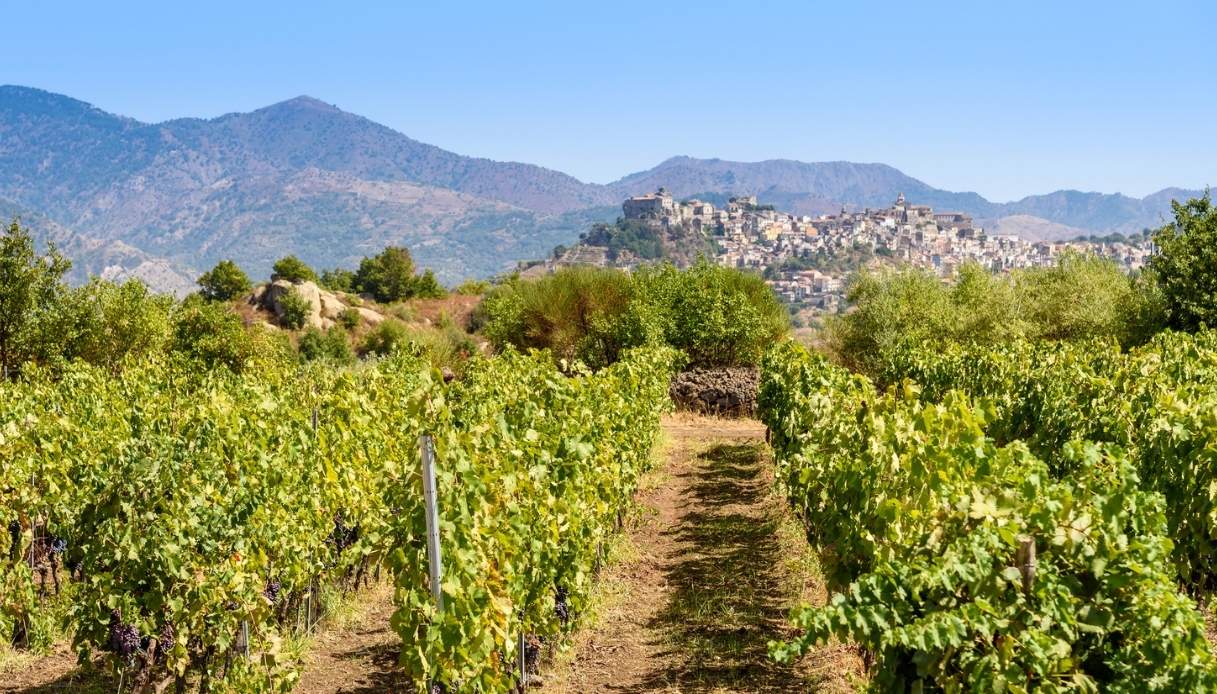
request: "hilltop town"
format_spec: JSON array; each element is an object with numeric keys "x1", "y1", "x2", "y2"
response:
[{"x1": 541, "y1": 187, "x2": 1154, "y2": 312}]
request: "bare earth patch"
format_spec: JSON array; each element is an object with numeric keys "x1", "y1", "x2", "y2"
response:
[
  {"x1": 0, "y1": 646, "x2": 115, "y2": 693},
  {"x1": 544, "y1": 414, "x2": 863, "y2": 693},
  {"x1": 293, "y1": 581, "x2": 406, "y2": 694}
]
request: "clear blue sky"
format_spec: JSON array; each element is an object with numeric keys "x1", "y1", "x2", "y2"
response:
[{"x1": 6, "y1": 0, "x2": 1215, "y2": 201}]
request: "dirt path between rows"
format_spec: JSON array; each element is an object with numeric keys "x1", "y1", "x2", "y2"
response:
[
  {"x1": 543, "y1": 415, "x2": 861, "y2": 693},
  {"x1": 293, "y1": 582, "x2": 405, "y2": 694}
]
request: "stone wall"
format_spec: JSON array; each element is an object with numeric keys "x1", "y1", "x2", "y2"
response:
[{"x1": 668, "y1": 366, "x2": 760, "y2": 418}]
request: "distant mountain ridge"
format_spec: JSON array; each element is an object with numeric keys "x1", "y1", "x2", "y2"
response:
[{"x1": 0, "y1": 85, "x2": 1204, "y2": 292}]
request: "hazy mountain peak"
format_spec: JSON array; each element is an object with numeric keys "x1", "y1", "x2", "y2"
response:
[
  {"x1": 257, "y1": 95, "x2": 343, "y2": 115},
  {"x1": 0, "y1": 86, "x2": 1204, "y2": 295}
]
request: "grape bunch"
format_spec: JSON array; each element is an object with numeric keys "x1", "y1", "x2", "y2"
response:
[
  {"x1": 554, "y1": 586, "x2": 570, "y2": 626},
  {"x1": 107, "y1": 609, "x2": 141, "y2": 658},
  {"x1": 329, "y1": 515, "x2": 360, "y2": 553},
  {"x1": 523, "y1": 634, "x2": 541, "y2": 673},
  {"x1": 264, "y1": 578, "x2": 282, "y2": 604},
  {"x1": 156, "y1": 622, "x2": 175, "y2": 660},
  {"x1": 49, "y1": 537, "x2": 67, "y2": 554}
]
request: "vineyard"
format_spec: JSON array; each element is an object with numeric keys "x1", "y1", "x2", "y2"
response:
[
  {"x1": 1, "y1": 346, "x2": 676, "y2": 692},
  {"x1": 758, "y1": 335, "x2": 1217, "y2": 690}
]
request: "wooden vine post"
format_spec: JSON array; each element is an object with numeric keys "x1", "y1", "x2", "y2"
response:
[{"x1": 1016, "y1": 536, "x2": 1036, "y2": 596}]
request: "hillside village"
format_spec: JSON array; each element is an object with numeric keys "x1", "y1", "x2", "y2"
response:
[{"x1": 545, "y1": 187, "x2": 1154, "y2": 311}]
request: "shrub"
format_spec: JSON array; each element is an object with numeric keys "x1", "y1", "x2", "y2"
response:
[
  {"x1": 297, "y1": 326, "x2": 354, "y2": 364},
  {"x1": 0, "y1": 219, "x2": 72, "y2": 377},
  {"x1": 338, "y1": 307, "x2": 361, "y2": 330},
  {"x1": 354, "y1": 247, "x2": 418, "y2": 302},
  {"x1": 350, "y1": 246, "x2": 448, "y2": 302},
  {"x1": 320, "y1": 268, "x2": 356, "y2": 293},
  {"x1": 196, "y1": 260, "x2": 251, "y2": 302},
  {"x1": 455, "y1": 279, "x2": 489, "y2": 295},
  {"x1": 477, "y1": 262, "x2": 786, "y2": 369},
  {"x1": 480, "y1": 266, "x2": 655, "y2": 369},
  {"x1": 278, "y1": 288, "x2": 312, "y2": 330},
  {"x1": 827, "y1": 254, "x2": 1164, "y2": 376},
  {"x1": 271, "y1": 255, "x2": 318, "y2": 283},
  {"x1": 1149, "y1": 193, "x2": 1217, "y2": 332},
  {"x1": 360, "y1": 319, "x2": 411, "y2": 357},
  {"x1": 1016, "y1": 252, "x2": 1152, "y2": 342},
  {"x1": 359, "y1": 318, "x2": 478, "y2": 373},
  {"x1": 635, "y1": 260, "x2": 788, "y2": 367},
  {"x1": 412, "y1": 269, "x2": 447, "y2": 299},
  {"x1": 171, "y1": 299, "x2": 257, "y2": 372},
  {"x1": 59, "y1": 279, "x2": 174, "y2": 370}
]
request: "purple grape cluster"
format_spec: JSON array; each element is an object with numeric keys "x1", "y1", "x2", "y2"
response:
[
  {"x1": 523, "y1": 634, "x2": 541, "y2": 673},
  {"x1": 158, "y1": 622, "x2": 175, "y2": 657},
  {"x1": 49, "y1": 537, "x2": 67, "y2": 554},
  {"x1": 107, "y1": 609, "x2": 141, "y2": 657},
  {"x1": 264, "y1": 579, "x2": 282, "y2": 604},
  {"x1": 554, "y1": 586, "x2": 570, "y2": 626},
  {"x1": 329, "y1": 515, "x2": 359, "y2": 553}
]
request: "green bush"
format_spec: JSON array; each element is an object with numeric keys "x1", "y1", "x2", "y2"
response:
[
  {"x1": 413, "y1": 269, "x2": 447, "y2": 299},
  {"x1": 827, "y1": 254, "x2": 1164, "y2": 376},
  {"x1": 196, "y1": 260, "x2": 251, "y2": 302},
  {"x1": 1016, "y1": 252, "x2": 1153, "y2": 342},
  {"x1": 59, "y1": 279, "x2": 175, "y2": 370},
  {"x1": 320, "y1": 268, "x2": 356, "y2": 293},
  {"x1": 360, "y1": 319, "x2": 411, "y2": 357},
  {"x1": 338, "y1": 307, "x2": 361, "y2": 330},
  {"x1": 478, "y1": 262, "x2": 786, "y2": 369},
  {"x1": 354, "y1": 247, "x2": 416, "y2": 302},
  {"x1": 297, "y1": 326, "x2": 354, "y2": 364},
  {"x1": 359, "y1": 318, "x2": 478, "y2": 374},
  {"x1": 171, "y1": 299, "x2": 257, "y2": 372},
  {"x1": 278, "y1": 288, "x2": 312, "y2": 330},
  {"x1": 480, "y1": 266, "x2": 657, "y2": 369},
  {"x1": 271, "y1": 255, "x2": 318, "y2": 283},
  {"x1": 635, "y1": 260, "x2": 788, "y2": 367},
  {"x1": 455, "y1": 279, "x2": 489, "y2": 295},
  {"x1": 0, "y1": 219, "x2": 72, "y2": 377},
  {"x1": 1149, "y1": 193, "x2": 1217, "y2": 332}
]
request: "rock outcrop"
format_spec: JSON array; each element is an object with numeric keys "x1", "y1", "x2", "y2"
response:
[
  {"x1": 668, "y1": 367, "x2": 760, "y2": 418},
  {"x1": 251, "y1": 280, "x2": 386, "y2": 330}
]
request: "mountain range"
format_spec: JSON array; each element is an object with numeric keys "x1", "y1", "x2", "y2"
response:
[{"x1": 0, "y1": 85, "x2": 1204, "y2": 294}]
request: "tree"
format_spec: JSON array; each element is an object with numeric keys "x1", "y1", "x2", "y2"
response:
[
  {"x1": 412, "y1": 269, "x2": 447, "y2": 299},
  {"x1": 1149, "y1": 193, "x2": 1217, "y2": 331},
  {"x1": 297, "y1": 326, "x2": 354, "y2": 364},
  {"x1": 59, "y1": 279, "x2": 174, "y2": 371},
  {"x1": 320, "y1": 268, "x2": 356, "y2": 293},
  {"x1": 197, "y1": 260, "x2": 251, "y2": 301},
  {"x1": 278, "y1": 287, "x2": 312, "y2": 330},
  {"x1": 354, "y1": 247, "x2": 417, "y2": 302},
  {"x1": 171, "y1": 298, "x2": 256, "y2": 372},
  {"x1": 0, "y1": 219, "x2": 71, "y2": 377},
  {"x1": 271, "y1": 255, "x2": 318, "y2": 283}
]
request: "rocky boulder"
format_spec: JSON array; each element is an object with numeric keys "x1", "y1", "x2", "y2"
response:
[
  {"x1": 256, "y1": 279, "x2": 330, "y2": 330},
  {"x1": 251, "y1": 280, "x2": 388, "y2": 331},
  {"x1": 669, "y1": 367, "x2": 760, "y2": 418}
]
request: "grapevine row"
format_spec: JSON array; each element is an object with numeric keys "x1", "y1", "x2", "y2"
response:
[
  {"x1": 1, "y1": 346, "x2": 675, "y2": 691},
  {"x1": 881, "y1": 330, "x2": 1217, "y2": 587},
  {"x1": 758, "y1": 341, "x2": 1217, "y2": 690}
]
